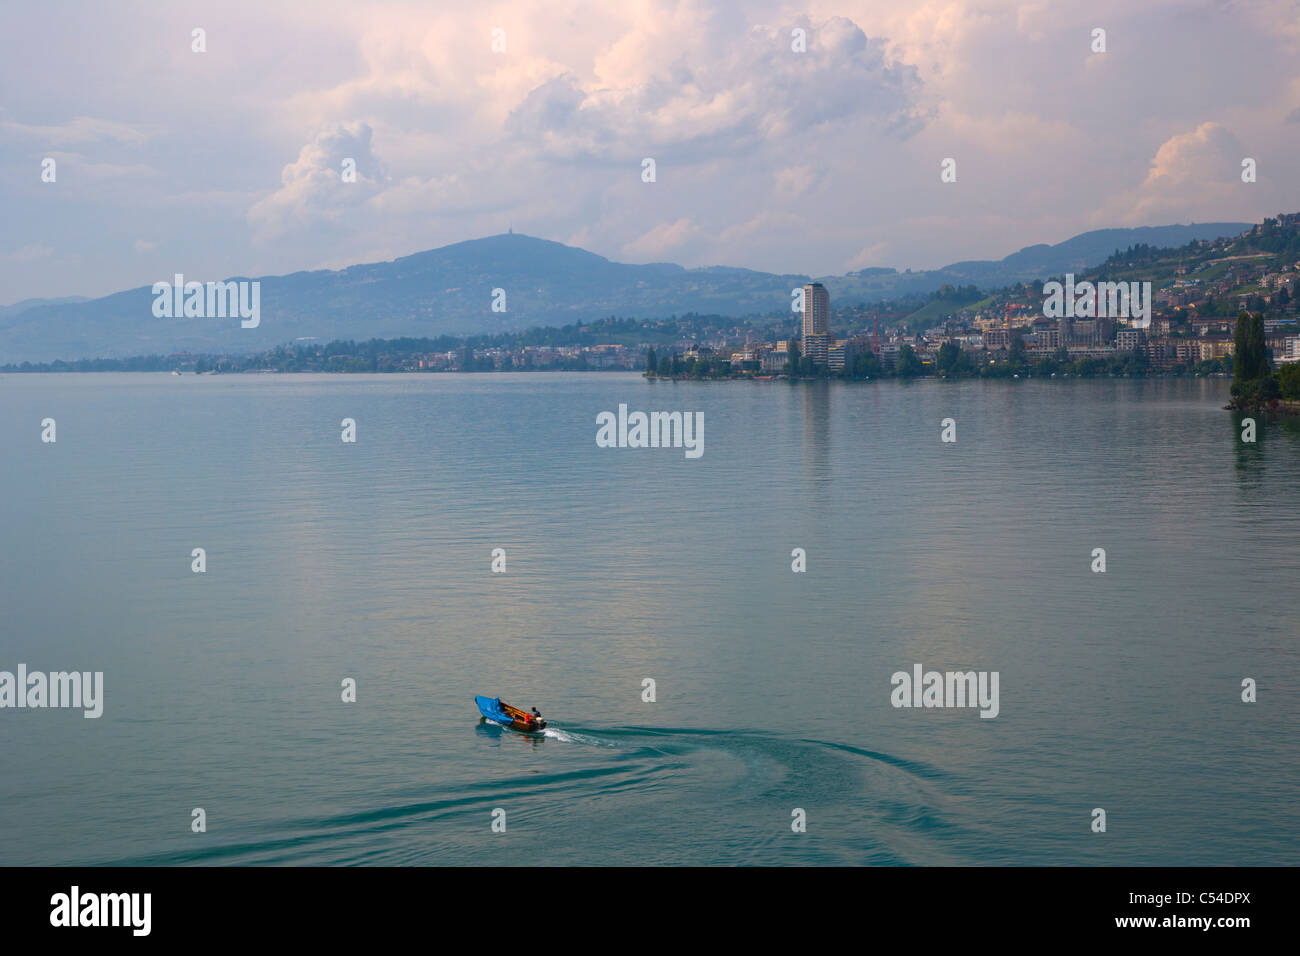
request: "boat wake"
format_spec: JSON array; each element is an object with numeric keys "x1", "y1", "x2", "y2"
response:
[
  {"x1": 479, "y1": 718, "x2": 613, "y2": 747},
  {"x1": 540, "y1": 726, "x2": 617, "y2": 747},
  {"x1": 101, "y1": 725, "x2": 968, "y2": 866}
]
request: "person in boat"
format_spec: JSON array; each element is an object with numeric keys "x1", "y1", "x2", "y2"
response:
[{"x1": 531, "y1": 707, "x2": 542, "y2": 719}]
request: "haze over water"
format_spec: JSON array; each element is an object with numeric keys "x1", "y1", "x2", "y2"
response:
[{"x1": 1, "y1": 372, "x2": 1296, "y2": 865}]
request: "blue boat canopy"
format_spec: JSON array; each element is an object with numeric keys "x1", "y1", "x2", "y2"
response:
[{"x1": 475, "y1": 695, "x2": 513, "y2": 723}]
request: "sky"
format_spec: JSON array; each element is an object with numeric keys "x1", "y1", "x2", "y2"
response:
[{"x1": 2, "y1": 0, "x2": 1299, "y2": 304}]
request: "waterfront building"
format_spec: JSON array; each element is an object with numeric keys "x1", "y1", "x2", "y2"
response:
[
  {"x1": 827, "y1": 340, "x2": 856, "y2": 371},
  {"x1": 1116, "y1": 329, "x2": 1145, "y2": 352},
  {"x1": 1198, "y1": 337, "x2": 1234, "y2": 361},
  {"x1": 730, "y1": 345, "x2": 763, "y2": 370},
  {"x1": 983, "y1": 328, "x2": 1010, "y2": 350},
  {"x1": 803, "y1": 334, "x2": 830, "y2": 365},
  {"x1": 1034, "y1": 327, "x2": 1062, "y2": 350},
  {"x1": 802, "y1": 283, "x2": 831, "y2": 365},
  {"x1": 802, "y1": 283, "x2": 829, "y2": 337},
  {"x1": 1069, "y1": 318, "x2": 1114, "y2": 347},
  {"x1": 1142, "y1": 341, "x2": 1173, "y2": 367}
]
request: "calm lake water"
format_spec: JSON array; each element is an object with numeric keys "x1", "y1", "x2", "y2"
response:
[{"x1": 1, "y1": 372, "x2": 1297, "y2": 866}]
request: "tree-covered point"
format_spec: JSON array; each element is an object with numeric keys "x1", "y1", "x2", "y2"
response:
[{"x1": 1230, "y1": 311, "x2": 1281, "y2": 408}]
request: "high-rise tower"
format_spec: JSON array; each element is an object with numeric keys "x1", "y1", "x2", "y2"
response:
[
  {"x1": 802, "y1": 282, "x2": 830, "y2": 365},
  {"x1": 803, "y1": 283, "x2": 829, "y2": 337}
]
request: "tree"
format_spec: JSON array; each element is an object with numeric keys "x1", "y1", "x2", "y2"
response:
[
  {"x1": 645, "y1": 347, "x2": 657, "y2": 375},
  {"x1": 1259, "y1": 374, "x2": 1280, "y2": 402},
  {"x1": 784, "y1": 341, "x2": 801, "y2": 376},
  {"x1": 1231, "y1": 312, "x2": 1278, "y2": 408},
  {"x1": 1008, "y1": 328, "x2": 1027, "y2": 366},
  {"x1": 896, "y1": 344, "x2": 922, "y2": 376},
  {"x1": 1277, "y1": 362, "x2": 1300, "y2": 400},
  {"x1": 852, "y1": 352, "x2": 882, "y2": 378},
  {"x1": 1233, "y1": 311, "x2": 1270, "y2": 384},
  {"x1": 936, "y1": 341, "x2": 960, "y2": 375}
]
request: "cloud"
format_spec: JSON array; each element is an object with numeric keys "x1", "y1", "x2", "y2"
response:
[
  {"x1": 237, "y1": 10, "x2": 930, "y2": 270},
  {"x1": 1102, "y1": 122, "x2": 1252, "y2": 225},
  {"x1": 4, "y1": 0, "x2": 1300, "y2": 302},
  {"x1": 1143, "y1": 122, "x2": 1243, "y2": 187},
  {"x1": 0, "y1": 115, "x2": 147, "y2": 146},
  {"x1": 846, "y1": 241, "x2": 891, "y2": 271},
  {"x1": 4, "y1": 243, "x2": 55, "y2": 262},
  {"x1": 504, "y1": 16, "x2": 926, "y2": 165},
  {"x1": 772, "y1": 164, "x2": 822, "y2": 198},
  {"x1": 42, "y1": 152, "x2": 155, "y2": 181},
  {"x1": 621, "y1": 218, "x2": 705, "y2": 259},
  {"x1": 247, "y1": 122, "x2": 388, "y2": 243}
]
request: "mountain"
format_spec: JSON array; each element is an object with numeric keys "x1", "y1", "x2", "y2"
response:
[
  {"x1": 939, "y1": 223, "x2": 1254, "y2": 282},
  {"x1": 0, "y1": 222, "x2": 1252, "y2": 363},
  {"x1": 0, "y1": 296, "x2": 89, "y2": 319},
  {"x1": 818, "y1": 222, "x2": 1251, "y2": 303}
]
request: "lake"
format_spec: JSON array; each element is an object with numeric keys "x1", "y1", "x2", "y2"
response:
[{"x1": 1, "y1": 372, "x2": 1296, "y2": 865}]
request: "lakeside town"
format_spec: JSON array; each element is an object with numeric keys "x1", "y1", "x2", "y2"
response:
[
  {"x1": 650, "y1": 213, "x2": 1300, "y2": 381},
  {"x1": 7, "y1": 215, "x2": 1300, "y2": 390}
]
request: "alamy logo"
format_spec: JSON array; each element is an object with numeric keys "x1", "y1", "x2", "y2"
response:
[
  {"x1": 50, "y1": 886, "x2": 150, "y2": 936},
  {"x1": 890, "y1": 663, "x2": 999, "y2": 718},
  {"x1": 0, "y1": 665, "x2": 103, "y2": 718},
  {"x1": 151, "y1": 274, "x2": 261, "y2": 328},
  {"x1": 596, "y1": 403, "x2": 704, "y2": 459},
  {"x1": 1043, "y1": 274, "x2": 1151, "y2": 328}
]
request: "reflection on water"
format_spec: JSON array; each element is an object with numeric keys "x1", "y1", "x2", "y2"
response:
[
  {"x1": 0, "y1": 372, "x2": 1297, "y2": 866},
  {"x1": 476, "y1": 719, "x2": 546, "y2": 749},
  {"x1": 801, "y1": 379, "x2": 832, "y2": 488},
  {"x1": 1231, "y1": 409, "x2": 1263, "y2": 478}
]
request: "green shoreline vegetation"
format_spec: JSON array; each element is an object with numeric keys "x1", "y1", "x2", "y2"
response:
[{"x1": 1231, "y1": 311, "x2": 1300, "y2": 410}]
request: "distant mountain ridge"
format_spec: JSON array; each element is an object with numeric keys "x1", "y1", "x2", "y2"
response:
[
  {"x1": 0, "y1": 222, "x2": 1250, "y2": 363},
  {"x1": 938, "y1": 224, "x2": 1254, "y2": 281},
  {"x1": 0, "y1": 296, "x2": 89, "y2": 319}
]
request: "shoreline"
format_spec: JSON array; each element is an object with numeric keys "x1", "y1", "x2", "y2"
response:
[
  {"x1": 1, "y1": 366, "x2": 1235, "y2": 381},
  {"x1": 1224, "y1": 398, "x2": 1300, "y2": 416}
]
